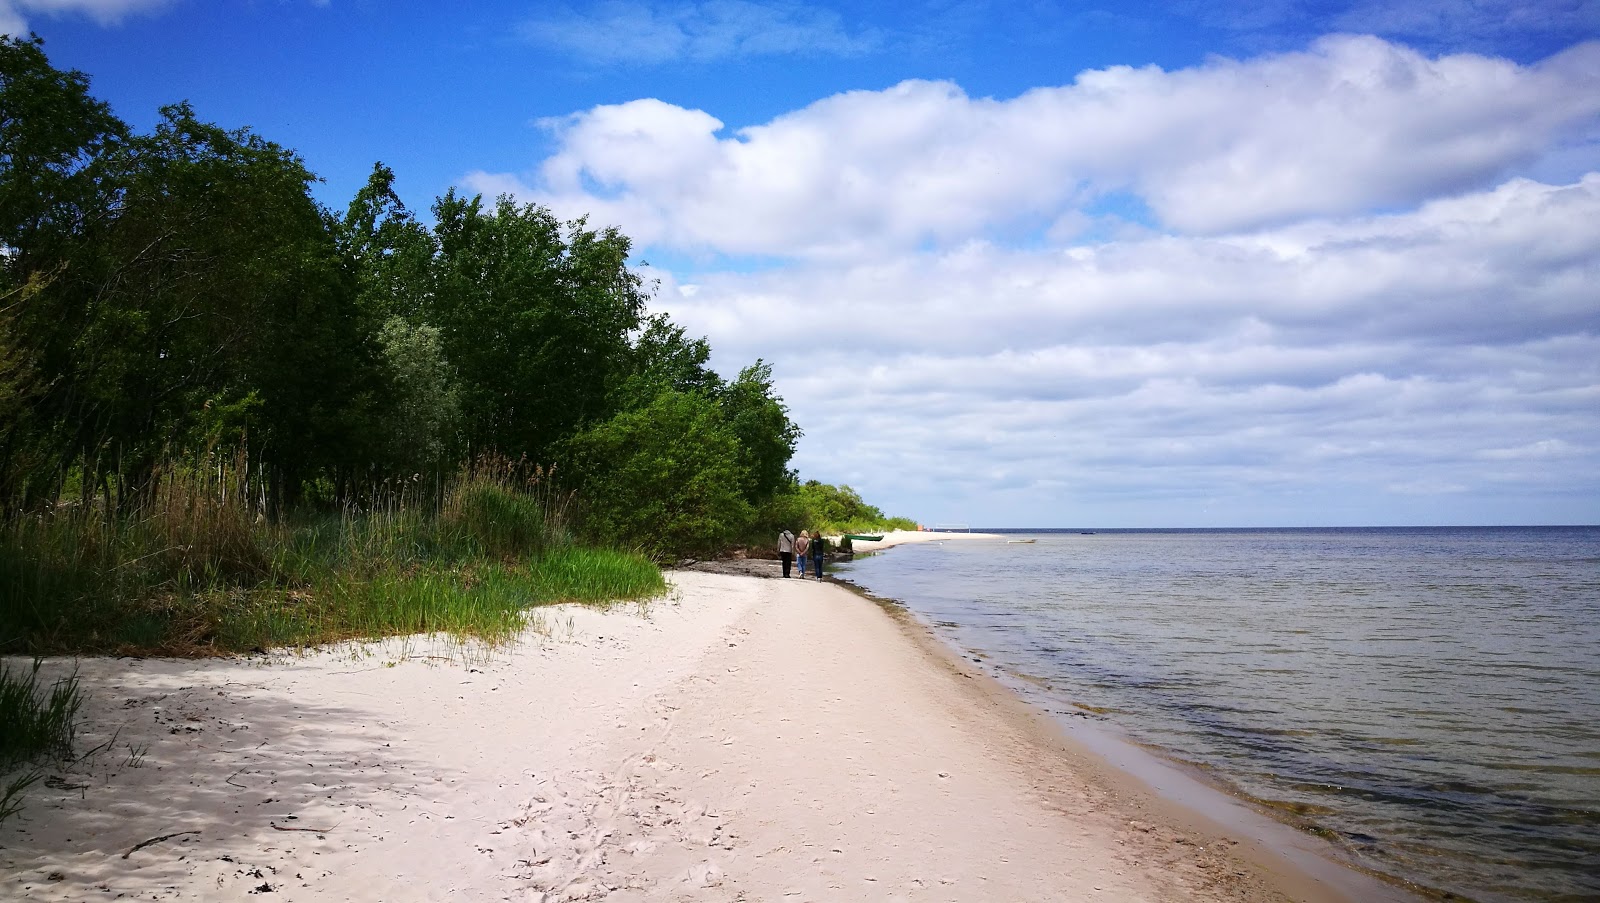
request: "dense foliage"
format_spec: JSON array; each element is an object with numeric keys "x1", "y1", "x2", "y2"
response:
[{"x1": 0, "y1": 36, "x2": 829, "y2": 558}]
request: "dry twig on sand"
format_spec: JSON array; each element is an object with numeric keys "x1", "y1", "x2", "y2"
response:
[{"x1": 122, "y1": 831, "x2": 199, "y2": 858}]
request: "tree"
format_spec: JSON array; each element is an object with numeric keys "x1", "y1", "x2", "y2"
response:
[
  {"x1": 0, "y1": 35, "x2": 125, "y2": 258},
  {"x1": 7, "y1": 98, "x2": 371, "y2": 506},
  {"x1": 376, "y1": 316, "x2": 460, "y2": 475},
  {"x1": 562, "y1": 390, "x2": 752, "y2": 559},
  {"x1": 719, "y1": 360, "x2": 800, "y2": 504},
  {"x1": 611, "y1": 313, "x2": 724, "y2": 411},
  {"x1": 0, "y1": 36, "x2": 126, "y2": 503},
  {"x1": 340, "y1": 162, "x2": 436, "y2": 325},
  {"x1": 431, "y1": 193, "x2": 649, "y2": 462}
]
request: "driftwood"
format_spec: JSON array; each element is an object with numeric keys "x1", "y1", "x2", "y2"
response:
[
  {"x1": 269, "y1": 821, "x2": 334, "y2": 833},
  {"x1": 122, "y1": 830, "x2": 199, "y2": 858}
]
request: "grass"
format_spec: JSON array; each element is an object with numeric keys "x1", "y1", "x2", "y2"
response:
[
  {"x1": 0, "y1": 459, "x2": 666, "y2": 656},
  {"x1": 0, "y1": 659, "x2": 84, "y2": 825},
  {"x1": 0, "y1": 659, "x2": 81, "y2": 771}
]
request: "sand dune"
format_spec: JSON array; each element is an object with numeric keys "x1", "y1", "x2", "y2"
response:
[{"x1": 3, "y1": 572, "x2": 1383, "y2": 901}]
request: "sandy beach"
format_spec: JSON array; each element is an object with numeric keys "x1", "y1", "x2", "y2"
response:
[{"x1": 3, "y1": 565, "x2": 1389, "y2": 901}]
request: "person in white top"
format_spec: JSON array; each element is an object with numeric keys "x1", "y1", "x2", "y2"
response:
[{"x1": 778, "y1": 528, "x2": 796, "y2": 578}]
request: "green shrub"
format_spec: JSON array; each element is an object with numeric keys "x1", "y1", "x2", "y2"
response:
[
  {"x1": 742, "y1": 481, "x2": 919, "y2": 540},
  {"x1": 564, "y1": 390, "x2": 752, "y2": 559}
]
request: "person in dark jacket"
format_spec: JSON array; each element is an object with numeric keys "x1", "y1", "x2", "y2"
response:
[{"x1": 810, "y1": 533, "x2": 826, "y2": 579}]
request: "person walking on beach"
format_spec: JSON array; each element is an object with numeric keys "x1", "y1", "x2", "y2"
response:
[
  {"x1": 795, "y1": 530, "x2": 811, "y2": 577},
  {"x1": 778, "y1": 528, "x2": 796, "y2": 578},
  {"x1": 810, "y1": 532, "x2": 826, "y2": 579}
]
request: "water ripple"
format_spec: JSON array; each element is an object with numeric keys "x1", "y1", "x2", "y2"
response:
[{"x1": 836, "y1": 527, "x2": 1600, "y2": 903}]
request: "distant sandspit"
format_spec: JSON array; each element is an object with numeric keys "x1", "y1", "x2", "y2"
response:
[
  {"x1": 3, "y1": 572, "x2": 1375, "y2": 901},
  {"x1": 842, "y1": 528, "x2": 1003, "y2": 552}
]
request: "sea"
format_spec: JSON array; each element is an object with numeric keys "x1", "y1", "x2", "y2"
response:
[{"x1": 830, "y1": 527, "x2": 1600, "y2": 903}]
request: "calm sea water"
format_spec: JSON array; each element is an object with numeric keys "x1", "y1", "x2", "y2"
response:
[{"x1": 831, "y1": 527, "x2": 1600, "y2": 903}]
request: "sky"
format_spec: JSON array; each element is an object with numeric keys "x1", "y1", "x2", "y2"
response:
[{"x1": 6, "y1": 0, "x2": 1599, "y2": 527}]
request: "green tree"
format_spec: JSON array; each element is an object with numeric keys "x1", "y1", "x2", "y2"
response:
[
  {"x1": 719, "y1": 360, "x2": 800, "y2": 505},
  {"x1": 798, "y1": 481, "x2": 886, "y2": 527},
  {"x1": 376, "y1": 316, "x2": 460, "y2": 474},
  {"x1": 563, "y1": 390, "x2": 752, "y2": 559},
  {"x1": 431, "y1": 192, "x2": 649, "y2": 461},
  {"x1": 611, "y1": 313, "x2": 724, "y2": 411},
  {"x1": 0, "y1": 35, "x2": 125, "y2": 259},
  {"x1": 0, "y1": 36, "x2": 126, "y2": 502},
  {"x1": 340, "y1": 162, "x2": 436, "y2": 325},
  {"x1": 9, "y1": 99, "x2": 371, "y2": 505}
]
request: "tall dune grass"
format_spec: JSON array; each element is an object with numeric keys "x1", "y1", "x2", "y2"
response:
[{"x1": 0, "y1": 458, "x2": 663, "y2": 656}]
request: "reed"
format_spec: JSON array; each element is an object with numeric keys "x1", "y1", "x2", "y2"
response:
[
  {"x1": 527, "y1": 547, "x2": 666, "y2": 605},
  {"x1": 0, "y1": 457, "x2": 661, "y2": 656}
]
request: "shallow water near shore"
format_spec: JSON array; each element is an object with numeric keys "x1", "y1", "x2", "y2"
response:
[{"x1": 832, "y1": 527, "x2": 1600, "y2": 903}]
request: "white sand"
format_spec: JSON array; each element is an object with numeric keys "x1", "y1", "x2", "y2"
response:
[
  {"x1": 837, "y1": 528, "x2": 1003, "y2": 553},
  {"x1": 2, "y1": 573, "x2": 1380, "y2": 901}
]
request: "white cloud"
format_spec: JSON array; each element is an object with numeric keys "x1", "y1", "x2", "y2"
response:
[
  {"x1": 471, "y1": 35, "x2": 1600, "y2": 256},
  {"x1": 0, "y1": 0, "x2": 171, "y2": 34},
  {"x1": 645, "y1": 174, "x2": 1600, "y2": 525},
  {"x1": 462, "y1": 34, "x2": 1600, "y2": 524},
  {"x1": 521, "y1": 0, "x2": 878, "y2": 64}
]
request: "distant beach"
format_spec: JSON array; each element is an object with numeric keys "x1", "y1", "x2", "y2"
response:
[{"x1": 0, "y1": 563, "x2": 1394, "y2": 901}]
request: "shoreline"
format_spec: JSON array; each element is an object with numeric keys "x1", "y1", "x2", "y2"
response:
[
  {"x1": 3, "y1": 570, "x2": 1404, "y2": 901},
  {"x1": 830, "y1": 572, "x2": 1417, "y2": 903}
]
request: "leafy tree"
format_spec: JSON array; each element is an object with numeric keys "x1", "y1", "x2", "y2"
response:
[
  {"x1": 340, "y1": 162, "x2": 436, "y2": 325},
  {"x1": 611, "y1": 313, "x2": 724, "y2": 411},
  {"x1": 0, "y1": 36, "x2": 126, "y2": 502},
  {"x1": 719, "y1": 360, "x2": 800, "y2": 504},
  {"x1": 7, "y1": 98, "x2": 372, "y2": 505},
  {"x1": 431, "y1": 193, "x2": 649, "y2": 461},
  {"x1": 377, "y1": 316, "x2": 460, "y2": 474},
  {"x1": 0, "y1": 35, "x2": 125, "y2": 259},
  {"x1": 563, "y1": 390, "x2": 752, "y2": 559},
  {"x1": 0, "y1": 38, "x2": 848, "y2": 558},
  {"x1": 798, "y1": 481, "x2": 886, "y2": 527}
]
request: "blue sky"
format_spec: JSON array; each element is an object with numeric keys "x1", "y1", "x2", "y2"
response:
[{"x1": 7, "y1": 0, "x2": 1599, "y2": 526}]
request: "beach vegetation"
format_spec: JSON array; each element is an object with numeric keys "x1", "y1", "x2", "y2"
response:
[
  {"x1": 0, "y1": 459, "x2": 663, "y2": 656},
  {"x1": 0, "y1": 659, "x2": 83, "y2": 824}
]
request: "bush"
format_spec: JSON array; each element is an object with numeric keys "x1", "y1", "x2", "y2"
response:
[{"x1": 564, "y1": 390, "x2": 753, "y2": 559}]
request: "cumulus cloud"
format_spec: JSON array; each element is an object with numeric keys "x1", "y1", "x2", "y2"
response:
[
  {"x1": 520, "y1": 0, "x2": 878, "y2": 64},
  {"x1": 462, "y1": 34, "x2": 1600, "y2": 524},
  {"x1": 469, "y1": 36, "x2": 1600, "y2": 255},
  {"x1": 0, "y1": 0, "x2": 172, "y2": 34},
  {"x1": 645, "y1": 174, "x2": 1600, "y2": 524}
]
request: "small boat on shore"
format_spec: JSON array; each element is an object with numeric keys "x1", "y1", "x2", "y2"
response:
[
  {"x1": 843, "y1": 533, "x2": 885, "y2": 542},
  {"x1": 1007, "y1": 539, "x2": 1036, "y2": 544}
]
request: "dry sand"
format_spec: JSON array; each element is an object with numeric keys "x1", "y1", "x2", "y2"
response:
[{"x1": 2, "y1": 570, "x2": 1391, "y2": 901}]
